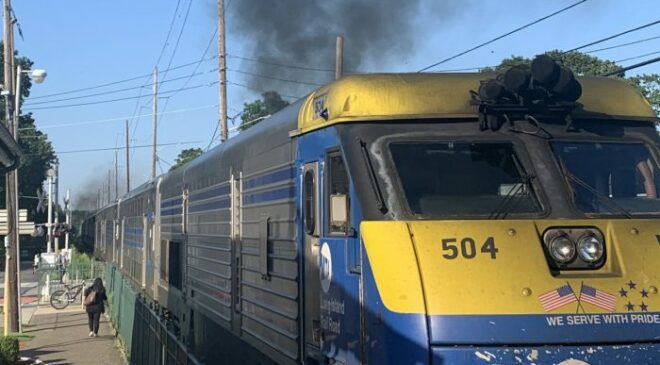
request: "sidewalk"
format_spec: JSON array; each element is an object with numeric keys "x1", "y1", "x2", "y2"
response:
[{"x1": 21, "y1": 306, "x2": 126, "y2": 365}]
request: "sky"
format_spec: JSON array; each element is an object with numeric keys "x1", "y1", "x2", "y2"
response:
[{"x1": 7, "y1": 0, "x2": 660, "y2": 209}]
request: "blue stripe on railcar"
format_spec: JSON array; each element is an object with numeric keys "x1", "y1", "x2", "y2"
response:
[
  {"x1": 243, "y1": 166, "x2": 295, "y2": 190},
  {"x1": 160, "y1": 198, "x2": 182, "y2": 210},
  {"x1": 188, "y1": 198, "x2": 231, "y2": 213},
  {"x1": 161, "y1": 207, "x2": 182, "y2": 216},
  {"x1": 189, "y1": 185, "x2": 231, "y2": 202},
  {"x1": 242, "y1": 186, "x2": 295, "y2": 206}
]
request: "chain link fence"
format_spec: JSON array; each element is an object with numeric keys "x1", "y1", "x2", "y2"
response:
[{"x1": 34, "y1": 259, "x2": 104, "y2": 305}]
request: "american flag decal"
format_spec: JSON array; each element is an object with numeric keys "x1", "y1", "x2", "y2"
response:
[
  {"x1": 538, "y1": 285, "x2": 577, "y2": 312},
  {"x1": 580, "y1": 284, "x2": 616, "y2": 312}
]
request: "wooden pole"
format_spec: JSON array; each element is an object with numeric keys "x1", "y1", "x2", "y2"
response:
[
  {"x1": 3, "y1": 0, "x2": 19, "y2": 334},
  {"x1": 125, "y1": 120, "x2": 130, "y2": 193},
  {"x1": 218, "y1": 0, "x2": 228, "y2": 142},
  {"x1": 152, "y1": 67, "x2": 158, "y2": 179},
  {"x1": 114, "y1": 150, "x2": 119, "y2": 200},
  {"x1": 335, "y1": 36, "x2": 344, "y2": 80}
]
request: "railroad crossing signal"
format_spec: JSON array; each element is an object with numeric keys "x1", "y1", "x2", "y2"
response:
[
  {"x1": 36, "y1": 189, "x2": 47, "y2": 213},
  {"x1": 0, "y1": 209, "x2": 35, "y2": 235}
]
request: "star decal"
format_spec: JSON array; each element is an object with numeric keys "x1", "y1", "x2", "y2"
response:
[
  {"x1": 640, "y1": 289, "x2": 649, "y2": 298},
  {"x1": 618, "y1": 288, "x2": 628, "y2": 297},
  {"x1": 625, "y1": 302, "x2": 635, "y2": 311},
  {"x1": 626, "y1": 280, "x2": 637, "y2": 290},
  {"x1": 639, "y1": 302, "x2": 648, "y2": 312}
]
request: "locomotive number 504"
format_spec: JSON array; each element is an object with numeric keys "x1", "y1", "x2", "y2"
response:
[{"x1": 441, "y1": 237, "x2": 498, "y2": 260}]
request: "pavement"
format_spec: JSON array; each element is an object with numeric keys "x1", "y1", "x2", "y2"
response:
[
  {"x1": 0, "y1": 261, "x2": 43, "y2": 326},
  {"x1": 21, "y1": 306, "x2": 126, "y2": 365}
]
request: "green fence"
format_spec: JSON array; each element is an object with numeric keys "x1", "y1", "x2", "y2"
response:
[{"x1": 101, "y1": 263, "x2": 201, "y2": 365}]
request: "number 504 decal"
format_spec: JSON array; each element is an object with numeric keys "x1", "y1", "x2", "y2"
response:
[{"x1": 441, "y1": 237, "x2": 498, "y2": 259}]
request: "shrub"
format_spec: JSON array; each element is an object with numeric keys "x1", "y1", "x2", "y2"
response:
[{"x1": 0, "y1": 336, "x2": 19, "y2": 365}]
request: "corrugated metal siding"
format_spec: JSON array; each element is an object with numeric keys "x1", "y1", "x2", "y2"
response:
[
  {"x1": 187, "y1": 180, "x2": 234, "y2": 324},
  {"x1": 240, "y1": 162, "x2": 299, "y2": 361}
]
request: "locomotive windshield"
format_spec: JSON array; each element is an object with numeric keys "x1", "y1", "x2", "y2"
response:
[
  {"x1": 390, "y1": 142, "x2": 541, "y2": 217},
  {"x1": 552, "y1": 141, "x2": 660, "y2": 216}
]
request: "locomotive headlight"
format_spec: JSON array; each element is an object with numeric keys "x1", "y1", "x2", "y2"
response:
[
  {"x1": 549, "y1": 236, "x2": 576, "y2": 264},
  {"x1": 577, "y1": 235, "x2": 604, "y2": 263}
]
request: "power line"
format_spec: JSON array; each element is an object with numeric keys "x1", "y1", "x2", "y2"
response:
[
  {"x1": 228, "y1": 68, "x2": 324, "y2": 86},
  {"x1": 47, "y1": 140, "x2": 204, "y2": 155},
  {"x1": 566, "y1": 19, "x2": 660, "y2": 53},
  {"x1": 615, "y1": 50, "x2": 660, "y2": 63},
  {"x1": 155, "y1": 0, "x2": 183, "y2": 67},
  {"x1": 23, "y1": 69, "x2": 215, "y2": 106},
  {"x1": 28, "y1": 56, "x2": 217, "y2": 101},
  {"x1": 418, "y1": 0, "x2": 587, "y2": 72},
  {"x1": 585, "y1": 35, "x2": 660, "y2": 54},
  {"x1": 23, "y1": 82, "x2": 218, "y2": 111},
  {"x1": 157, "y1": 26, "x2": 218, "y2": 130},
  {"x1": 227, "y1": 80, "x2": 301, "y2": 100},
  {"x1": 18, "y1": 104, "x2": 218, "y2": 131},
  {"x1": 227, "y1": 54, "x2": 335, "y2": 73},
  {"x1": 161, "y1": 0, "x2": 193, "y2": 83},
  {"x1": 603, "y1": 55, "x2": 660, "y2": 76}
]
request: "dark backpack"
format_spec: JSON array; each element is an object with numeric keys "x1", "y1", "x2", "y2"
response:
[{"x1": 84, "y1": 290, "x2": 96, "y2": 306}]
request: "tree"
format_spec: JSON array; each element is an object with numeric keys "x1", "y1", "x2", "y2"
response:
[
  {"x1": 483, "y1": 50, "x2": 660, "y2": 115},
  {"x1": 170, "y1": 148, "x2": 203, "y2": 171},
  {"x1": 0, "y1": 44, "x2": 56, "y2": 257},
  {"x1": 239, "y1": 91, "x2": 289, "y2": 131}
]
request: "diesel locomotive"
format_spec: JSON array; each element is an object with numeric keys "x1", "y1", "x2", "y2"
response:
[{"x1": 86, "y1": 55, "x2": 660, "y2": 364}]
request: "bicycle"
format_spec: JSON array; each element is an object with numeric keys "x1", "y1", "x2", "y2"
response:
[{"x1": 49, "y1": 280, "x2": 87, "y2": 310}]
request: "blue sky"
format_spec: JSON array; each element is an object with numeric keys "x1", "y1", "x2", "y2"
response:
[{"x1": 8, "y1": 0, "x2": 660, "y2": 208}]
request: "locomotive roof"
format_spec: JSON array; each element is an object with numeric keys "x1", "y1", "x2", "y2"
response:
[{"x1": 294, "y1": 73, "x2": 658, "y2": 135}]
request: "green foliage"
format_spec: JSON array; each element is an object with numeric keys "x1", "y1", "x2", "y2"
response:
[
  {"x1": 0, "y1": 43, "x2": 56, "y2": 259},
  {"x1": 629, "y1": 74, "x2": 660, "y2": 115},
  {"x1": 0, "y1": 336, "x2": 19, "y2": 365},
  {"x1": 239, "y1": 91, "x2": 289, "y2": 131},
  {"x1": 170, "y1": 148, "x2": 203, "y2": 171},
  {"x1": 484, "y1": 50, "x2": 660, "y2": 115}
]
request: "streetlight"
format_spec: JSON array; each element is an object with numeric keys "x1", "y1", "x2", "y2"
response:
[{"x1": 12, "y1": 64, "x2": 47, "y2": 333}]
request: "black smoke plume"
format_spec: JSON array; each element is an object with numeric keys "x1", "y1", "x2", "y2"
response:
[{"x1": 229, "y1": 0, "x2": 447, "y2": 97}]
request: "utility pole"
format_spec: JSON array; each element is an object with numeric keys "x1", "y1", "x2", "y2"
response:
[
  {"x1": 46, "y1": 169, "x2": 54, "y2": 254},
  {"x1": 114, "y1": 151, "x2": 119, "y2": 200},
  {"x1": 64, "y1": 189, "x2": 70, "y2": 251},
  {"x1": 218, "y1": 0, "x2": 228, "y2": 142},
  {"x1": 3, "y1": 0, "x2": 19, "y2": 334},
  {"x1": 53, "y1": 164, "x2": 59, "y2": 252},
  {"x1": 107, "y1": 170, "x2": 111, "y2": 203},
  {"x1": 125, "y1": 120, "x2": 130, "y2": 193},
  {"x1": 152, "y1": 67, "x2": 158, "y2": 179},
  {"x1": 335, "y1": 36, "x2": 344, "y2": 80}
]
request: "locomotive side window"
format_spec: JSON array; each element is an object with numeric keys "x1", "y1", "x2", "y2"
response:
[
  {"x1": 303, "y1": 169, "x2": 317, "y2": 235},
  {"x1": 552, "y1": 141, "x2": 660, "y2": 215},
  {"x1": 326, "y1": 152, "x2": 350, "y2": 235},
  {"x1": 389, "y1": 142, "x2": 541, "y2": 217}
]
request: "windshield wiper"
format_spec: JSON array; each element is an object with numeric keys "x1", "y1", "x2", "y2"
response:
[
  {"x1": 558, "y1": 160, "x2": 633, "y2": 219},
  {"x1": 489, "y1": 154, "x2": 536, "y2": 219}
]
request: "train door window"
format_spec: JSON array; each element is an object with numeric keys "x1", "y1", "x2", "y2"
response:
[
  {"x1": 169, "y1": 241, "x2": 182, "y2": 290},
  {"x1": 326, "y1": 152, "x2": 350, "y2": 235},
  {"x1": 160, "y1": 240, "x2": 168, "y2": 283},
  {"x1": 303, "y1": 169, "x2": 317, "y2": 235}
]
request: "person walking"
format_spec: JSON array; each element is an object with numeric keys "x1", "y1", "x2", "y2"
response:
[{"x1": 84, "y1": 278, "x2": 107, "y2": 337}]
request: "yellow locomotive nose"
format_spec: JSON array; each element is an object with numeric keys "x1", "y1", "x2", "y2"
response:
[{"x1": 361, "y1": 219, "x2": 659, "y2": 317}]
